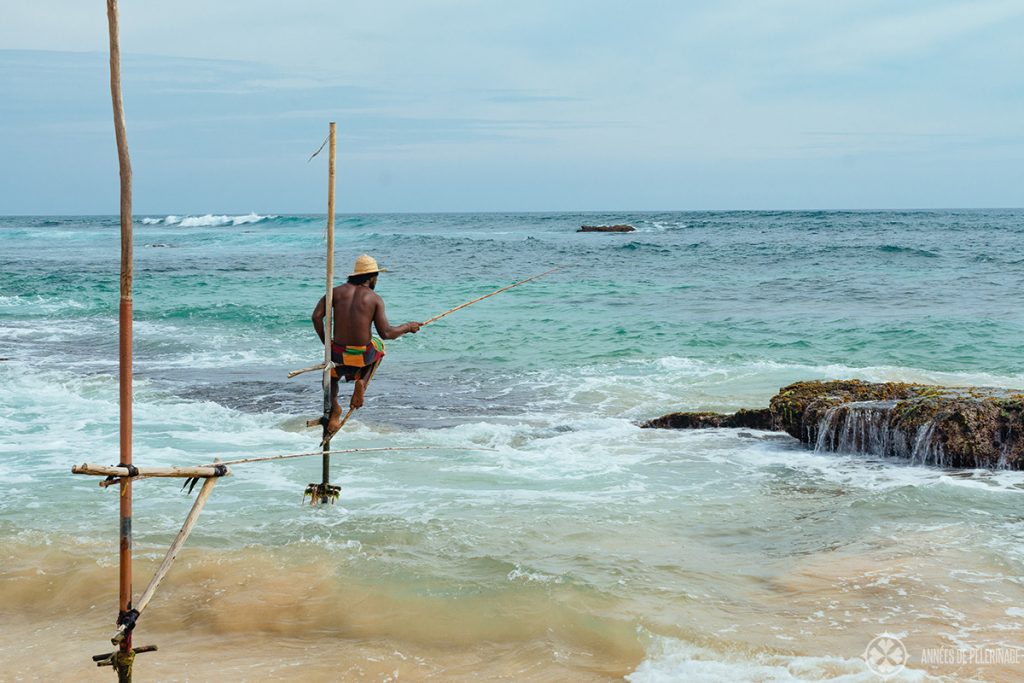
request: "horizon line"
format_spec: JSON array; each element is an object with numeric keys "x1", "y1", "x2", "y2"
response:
[{"x1": 2, "y1": 206, "x2": 1023, "y2": 218}]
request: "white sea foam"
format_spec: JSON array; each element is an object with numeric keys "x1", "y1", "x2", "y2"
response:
[
  {"x1": 507, "y1": 564, "x2": 563, "y2": 583},
  {"x1": 525, "y1": 356, "x2": 1024, "y2": 423},
  {"x1": 669, "y1": 426, "x2": 1024, "y2": 494},
  {"x1": 0, "y1": 361, "x2": 309, "y2": 524},
  {"x1": 0, "y1": 294, "x2": 91, "y2": 314},
  {"x1": 3, "y1": 352, "x2": 1023, "y2": 677},
  {"x1": 141, "y1": 213, "x2": 276, "y2": 227},
  {"x1": 627, "y1": 633, "x2": 943, "y2": 683},
  {"x1": 648, "y1": 220, "x2": 688, "y2": 231}
]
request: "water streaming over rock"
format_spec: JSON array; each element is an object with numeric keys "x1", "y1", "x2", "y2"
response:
[
  {"x1": 812, "y1": 400, "x2": 948, "y2": 466},
  {"x1": 650, "y1": 379, "x2": 1024, "y2": 469}
]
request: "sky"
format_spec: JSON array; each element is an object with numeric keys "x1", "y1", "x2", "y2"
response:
[{"x1": 1, "y1": 0, "x2": 1023, "y2": 213}]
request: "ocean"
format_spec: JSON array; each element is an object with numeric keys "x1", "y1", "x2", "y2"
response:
[{"x1": 1, "y1": 210, "x2": 1023, "y2": 681}]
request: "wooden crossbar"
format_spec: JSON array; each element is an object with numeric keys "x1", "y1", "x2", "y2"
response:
[{"x1": 72, "y1": 464, "x2": 231, "y2": 480}]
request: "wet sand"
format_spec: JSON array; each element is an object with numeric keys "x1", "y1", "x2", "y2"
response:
[{"x1": 3, "y1": 529, "x2": 1023, "y2": 681}]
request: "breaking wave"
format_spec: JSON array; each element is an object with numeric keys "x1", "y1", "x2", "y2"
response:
[
  {"x1": 626, "y1": 632, "x2": 939, "y2": 682},
  {"x1": 140, "y1": 213, "x2": 276, "y2": 227}
]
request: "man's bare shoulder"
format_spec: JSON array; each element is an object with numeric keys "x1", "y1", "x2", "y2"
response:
[{"x1": 359, "y1": 288, "x2": 384, "y2": 304}]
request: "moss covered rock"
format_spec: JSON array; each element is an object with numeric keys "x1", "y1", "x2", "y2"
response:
[{"x1": 641, "y1": 380, "x2": 1024, "y2": 470}]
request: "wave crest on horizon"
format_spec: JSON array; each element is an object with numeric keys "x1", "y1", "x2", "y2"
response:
[{"x1": 140, "y1": 213, "x2": 276, "y2": 227}]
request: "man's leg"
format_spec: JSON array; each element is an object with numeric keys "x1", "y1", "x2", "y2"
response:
[
  {"x1": 350, "y1": 371, "x2": 368, "y2": 410},
  {"x1": 328, "y1": 373, "x2": 343, "y2": 431},
  {"x1": 349, "y1": 358, "x2": 382, "y2": 410}
]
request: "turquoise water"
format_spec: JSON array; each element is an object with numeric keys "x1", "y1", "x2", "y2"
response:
[
  {"x1": 2, "y1": 211, "x2": 1024, "y2": 680},
  {"x1": 4, "y1": 212, "x2": 1023, "y2": 377}
]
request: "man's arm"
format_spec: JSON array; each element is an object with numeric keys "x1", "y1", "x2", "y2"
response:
[
  {"x1": 311, "y1": 295, "x2": 327, "y2": 344},
  {"x1": 372, "y1": 295, "x2": 422, "y2": 339}
]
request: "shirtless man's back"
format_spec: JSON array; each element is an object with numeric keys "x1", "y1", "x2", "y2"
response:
[{"x1": 329, "y1": 282, "x2": 394, "y2": 347}]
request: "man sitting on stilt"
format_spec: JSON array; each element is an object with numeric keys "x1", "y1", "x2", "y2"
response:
[{"x1": 311, "y1": 254, "x2": 421, "y2": 433}]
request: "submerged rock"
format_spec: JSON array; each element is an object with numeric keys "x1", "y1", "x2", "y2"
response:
[
  {"x1": 577, "y1": 224, "x2": 636, "y2": 233},
  {"x1": 641, "y1": 380, "x2": 1024, "y2": 470}
]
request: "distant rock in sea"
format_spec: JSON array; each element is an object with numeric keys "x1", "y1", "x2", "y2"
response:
[
  {"x1": 577, "y1": 224, "x2": 636, "y2": 233},
  {"x1": 641, "y1": 380, "x2": 1024, "y2": 469}
]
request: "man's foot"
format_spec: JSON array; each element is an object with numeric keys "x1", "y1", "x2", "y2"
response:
[
  {"x1": 350, "y1": 379, "x2": 366, "y2": 410},
  {"x1": 327, "y1": 401, "x2": 344, "y2": 432}
]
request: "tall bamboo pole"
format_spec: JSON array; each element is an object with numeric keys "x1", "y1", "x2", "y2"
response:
[
  {"x1": 106, "y1": 0, "x2": 135, "y2": 669},
  {"x1": 321, "y1": 122, "x2": 336, "y2": 503}
]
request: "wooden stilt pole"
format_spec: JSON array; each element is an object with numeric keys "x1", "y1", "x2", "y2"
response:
[
  {"x1": 106, "y1": 1, "x2": 137, "y2": 678},
  {"x1": 320, "y1": 358, "x2": 382, "y2": 449},
  {"x1": 320, "y1": 122, "x2": 337, "y2": 504}
]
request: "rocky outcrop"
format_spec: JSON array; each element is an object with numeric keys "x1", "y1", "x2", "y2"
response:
[
  {"x1": 641, "y1": 408, "x2": 773, "y2": 430},
  {"x1": 641, "y1": 380, "x2": 1024, "y2": 469},
  {"x1": 578, "y1": 224, "x2": 636, "y2": 233}
]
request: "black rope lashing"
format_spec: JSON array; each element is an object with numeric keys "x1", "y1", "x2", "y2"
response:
[
  {"x1": 181, "y1": 464, "x2": 227, "y2": 495},
  {"x1": 103, "y1": 462, "x2": 139, "y2": 486},
  {"x1": 117, "y1": 606, "x2": 140, "y2": 634}
]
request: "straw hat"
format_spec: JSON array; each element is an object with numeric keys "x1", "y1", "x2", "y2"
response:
[{"x1": 349, "y1": 254, "x2": 388, "y2": 278}]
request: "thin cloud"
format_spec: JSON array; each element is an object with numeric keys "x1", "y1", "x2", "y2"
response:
[{"x1": 797, "y1": 0, "x2": 1024, "y2": 72}]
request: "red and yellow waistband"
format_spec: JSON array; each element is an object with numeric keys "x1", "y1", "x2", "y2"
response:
[{"x1": 331, "y1": 337, "x2": 385, "y2": 368}]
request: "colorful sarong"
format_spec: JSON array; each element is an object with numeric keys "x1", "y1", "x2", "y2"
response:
[{"x1": 331, "y1": 337, "x2": 385, "y2": 369}]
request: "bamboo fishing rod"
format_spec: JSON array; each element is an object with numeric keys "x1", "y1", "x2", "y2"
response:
[
  {"x1": 422, "y1": 265, "x2": 562, "y2": 325},
  {"x1": 287, "y1": 266, "x2": 563, "y2": 379}
]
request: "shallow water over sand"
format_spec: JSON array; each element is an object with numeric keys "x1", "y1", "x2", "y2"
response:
[{"x1": 2, "y1": 211, "x2": 1024, "y2": 681}]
